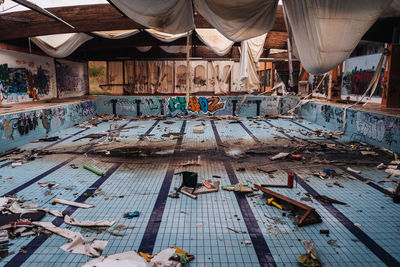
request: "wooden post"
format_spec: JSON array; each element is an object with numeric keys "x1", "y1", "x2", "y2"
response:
[
  {"x1": 185, "y1": 32, "x2": 190, "y2": 110},
  {"x1": 382, "y1": 44, "x2": 400, "y2": 108},
  {"x1": 271, "y1": 62, "x2": 275, "y2": 89},
  {"x1": 328, "y1": 63, "x2": 342, "y2": 101}
]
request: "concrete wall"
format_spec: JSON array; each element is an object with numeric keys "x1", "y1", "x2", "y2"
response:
[
  {"x1": 0, "y1": 100, "x2": 96, "y2": 153},
  {"x1": 300, "y1": 102, "x2": 400, "y2": 153},
  {"x1": 0, "y1": 49, "x2": 89, "y2": 105}
]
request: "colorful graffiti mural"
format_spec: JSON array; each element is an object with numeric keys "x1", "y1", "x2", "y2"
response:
[
  {"x1": 168, "y1": 96, "x2": 225, "y2": 114},
  {"x1": 0, "y1": 63, "x2": 51, "y2": 102},
  {"x1": 0, "y1": 100, "x2": 96, "y2": 153},
  {"x1": 343, "y1": 67, "x2": 383, "y2": 96}
]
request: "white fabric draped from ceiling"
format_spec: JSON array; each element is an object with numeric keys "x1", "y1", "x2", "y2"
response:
[
  {"x1": 194, "y1": 0, "x2": 278, "y2": 41},
  {"x1": 92, "y1": 29, "x2": 139, "y2": 39},
  {"x1": 109, "y1": 0, "x2": 278, "y2": 41},
  {"x1": 282, "y1": 0, "x2": 394, "y2": 74},
  {"x1": 109, "y1": 0, "x2": 194, "y2": 34},
  {"x1": 195, "y1": 29, "x2": 234, "y2": 56},
  {"x1": 239, "y1": 33, "x2": 267, "y2": 92},
  {"x1": 30, "y1": 33, "x2": 92, "y2": 58}
]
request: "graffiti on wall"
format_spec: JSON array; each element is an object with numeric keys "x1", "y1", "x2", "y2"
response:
[
  {"x1": 0, "y1": 63, "x2": 51, "y2": 102},
  {"x1": 343, "y1": 67, "x2": 384, "y2": 96},
  {"x1": 56, "y1": 61, "x2": 84, "y2": 94},
  {"x1": 168, "y1": 96, "x2": 225, "y2": 114},
  {"x1": 356, "y1": 112, "x2": 400, "y2": 145}
]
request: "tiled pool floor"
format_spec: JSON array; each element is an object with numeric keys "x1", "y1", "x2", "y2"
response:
[{"x1": 0, "y1": 117, "x2": 399, "y2": 267}]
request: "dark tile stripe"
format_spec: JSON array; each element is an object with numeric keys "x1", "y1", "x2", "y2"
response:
[
  {"x1": 0, "y1": 127, "x2": 91, "y2": 170},
  {"x1": 145, "y1": 120, "x2": 160, "y2": 135},
  {"x1": 138, "y1": 120, "x2": 186, "y2": 254},
  {"x1": 289, "y1": 119, "x2": 342, "y2": 145},
  {"x1": 211, "y1": 120, "x2": 276, "y2": 267},
  {"x1": 269, "y1": 119, "x2": 392, "y2": 196},
  {"x1": 289, "y1": 170, "x2": 399, "y2": 266},
  {"x1": 223, "y1": 161, "x2": 277, "y2": 267},
  {"x1": 0, "y1": 162, "x2": 11, "y2": 168},
  {"x1": 2, "y1": 119, "x2": 133, "y2": 197},
  {"x1": 42, "y1": 128, "x2": 90, "y2": 150},
  {"x1": 2, "y1": 156, "x2": 78, "y2": 197},
  {"x1": 264, "y1": 120, "x2": 296, "y2": 140},
  {"x1": 5, "y1": 163, "x2": 122, "y2": 267},
  {"x1": 338, "y1": 166, "x2": 393, "y2": 196},
  {"x1": 210, "y1": 120, "x2": 223, "y2": 145},
  {"x1": 238, "y1": 121, "x2": 262, "y2": 145}
]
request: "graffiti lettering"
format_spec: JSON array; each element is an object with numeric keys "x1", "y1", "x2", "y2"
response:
[{"x1": 169, "y1": 96, "x2": 225, "y2": 114}]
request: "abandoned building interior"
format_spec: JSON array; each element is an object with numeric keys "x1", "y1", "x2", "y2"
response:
[{"x1": 0, "y1": 0, "x2": 400, "y2": 266}]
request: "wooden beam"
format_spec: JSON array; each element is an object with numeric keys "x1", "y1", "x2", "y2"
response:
[
  {"x1": 0, "y1": 4, "x2": 287, "y2": 41},
  {"x1": 12, "y1": 0, "x2": 75, "y2": 28},
  {"x1": 382, "y1": 44, "x2": 400, "y2": 108}
]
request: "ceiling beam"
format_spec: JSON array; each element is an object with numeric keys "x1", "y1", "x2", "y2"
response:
[
  {"x1": 12, "y1": 0, "x2": 75, "y2": 28},
  {"x1": 0, "y1": 4, "x2": 286, "y2": 41}
]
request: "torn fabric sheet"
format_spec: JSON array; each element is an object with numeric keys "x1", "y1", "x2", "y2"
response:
[
  {"x1": 31, "y1": 33, "x2": 93, "y2": 58},
  {"x1": 239, "y1": 33, "x2": 267, "y2": 92},
  {"x1": 136, "y1": 46, "x2": 152, "y2": 53},
  {"x1": 61, "y1": 238, "x2": 108, "y2": 257},
  {"x1": 160, "y1": 46, "x2": 187, "y2": 54},
  {"x1": 282, "y1": 0, "x2": 393, "y2": 74},
  {"x1": 145, "y1": 29, "x2": 189, "y2": 42},
  {"x1": 92, "y1": 29, "x2": 139, "y2": 39},
  {"x1": 33, "y1": 222, "x2": 108, "y2": 257},
  {"x1": 109, "y1": 0, "x2": 194, "y2": 34},
  {"x1": 195, "y1": 29, "x2": 234, "y2": 56},
  {"x1": 64, "y1": 215, "x2": 115, "y2": 227},
  {"x1": 194, "y1": 0, "x2": 278, "y2": 41}
]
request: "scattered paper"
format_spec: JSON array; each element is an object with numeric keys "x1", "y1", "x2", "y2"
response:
[
  {"x1": 54, "y1": 199, "x2": 94, "y2": 209},
  {"x1": 64, "y1": 215, "x2": 115, "y2": 227},
  {"x1": 270, "y1": 152, "x2": 289, "y2": 161}
]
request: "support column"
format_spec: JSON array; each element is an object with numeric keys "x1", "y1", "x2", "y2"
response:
[
  {"x1": 328, "y1": 63, "x2": 342, "y2": 101},
  {"x1": 382, "y1": 44, "x2": 400, "y2": 108}
]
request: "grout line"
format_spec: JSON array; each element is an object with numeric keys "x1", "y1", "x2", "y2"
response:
[
  {"x1": 211, "y1": 120, "x2": 277, "y2": 267},
  {"x1": 2, "y1": 119, "x2": 133, "y2": 197},
  {"x1": 289, "y1": 119, "x2": 342, "y2": 145},
  {"x1": 0, "y1": 124, "x2": 96, "y2": 170},
  {"x1": 5, "y1": 163, "x2": 122, "y2": 266},
  {"x1": 287, "y1": 169, "x2": 400, "y2": 266},
  {"x1": 338, "y1": 166, "x2": 393, "y2": 196}
]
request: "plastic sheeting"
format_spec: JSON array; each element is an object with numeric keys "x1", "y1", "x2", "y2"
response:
[
  {"x1": 283, "y1": 0, "x2": 393, "y2": 74},
  {"x1": 239, "y1": 33, "x2": 267, "y2": 92},
  {"x1": 195, "y1": 29, "x2": 234, "y2": 56},
  {"x1": 92, "y1": 29, "x2": 139, "y2": 39},
  {"x1": 31, "y1": 33, "x2": 92, "y2": 58},
  {"x1": 109, "y1": 0, "x2": 194, "y2": 34},
  {"x1": 194, "y1": 0, "x2": 278, "y2": 41}
]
